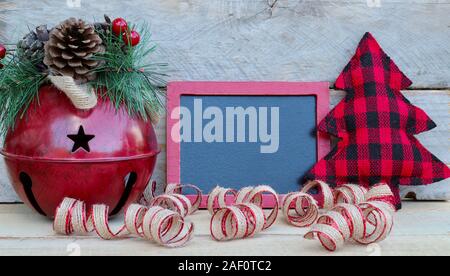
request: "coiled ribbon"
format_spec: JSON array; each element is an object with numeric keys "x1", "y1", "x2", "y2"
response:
[
  {"x1": 281, "y1": 180, "x2": 396, "y2": 251},
  {"x1": 53, "y1": 183, "x2": 202, "y2": 248},
  {"x1": 208, "y1": 185, "x2": 279, "y2": 241},
  {"x1": 53, "y1": 181, "x2": 396, "y2": 252}
]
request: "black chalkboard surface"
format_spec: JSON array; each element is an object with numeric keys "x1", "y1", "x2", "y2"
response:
[{"x1": 167, "y1": 82, "x2": 330, "y2": 206}]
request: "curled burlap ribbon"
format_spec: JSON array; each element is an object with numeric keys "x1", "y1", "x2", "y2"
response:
[
  {"x1": 282, "y1": 192, "x2": 319, "y2": 227},
  {"x1": 208, "y1": 185, "x2": 279, "y2": 241},
  {"x1": 238, "y1": 185, "x2": 279, "y2": 230},
  {"x1": 210, "y1": 203, "x2": 266, "y2": 241},
  {"x1": 207, "y1": 187, "x2": 237, "y2": 215},
  {"x1": 53, "y1": 183, "x2": 201, "y2": 248},
  {"x1": 54, "y1": 182, "x2": 396, "y2": 251},
  {"x1": 48, "y1": 76, "x2": 97, "y2": 109},
  {"x1": 280, "y1": 181, "x2": 396, "y2": 252},
  {"x1": 140, "y1": 182, "x2": 202, "y2": 216}
]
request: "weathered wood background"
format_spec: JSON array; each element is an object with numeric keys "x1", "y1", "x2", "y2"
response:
[{"x1": 0, "y1": 0, "x2": 449, "y2": 202}]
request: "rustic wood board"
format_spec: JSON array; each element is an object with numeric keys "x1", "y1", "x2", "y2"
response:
[
  {"x1": 0, "y1": 90, "x2": 448, "y2": 202},
  {"x1": 0, "y1": 0, "x2": 449, "y2": 88},
  {"x1": 0, "y1": 202, "x2": 449, "y2": 256}
]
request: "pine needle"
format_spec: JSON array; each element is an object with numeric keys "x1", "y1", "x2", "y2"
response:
[
  {"x1": 0, "y1": 20, "x2": 167, "y2": 140},
  {"x1": 91, "y1": 23, "x2": 167, "y2": 122},
  {"x1": 0, "y1": 53, "x2": 47, "y2": 138}
]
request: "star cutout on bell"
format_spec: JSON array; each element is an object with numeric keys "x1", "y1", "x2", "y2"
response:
[{"x1": 67, "y1": 126, "x2": 95, "y2": 153}]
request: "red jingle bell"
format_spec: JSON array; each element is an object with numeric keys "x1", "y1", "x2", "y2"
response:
[{"x1": 1, "y1": 85, "x2": 159, "y2": 218}]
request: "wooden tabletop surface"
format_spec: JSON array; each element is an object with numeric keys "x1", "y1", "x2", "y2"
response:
[{"x1": 0, "y1": 201, "x2": 449, "y2": 256}]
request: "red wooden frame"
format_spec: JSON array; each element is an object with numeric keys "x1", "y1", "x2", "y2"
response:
[{"x1": 167, "y1": 82, "x2": 330, "y2": 207}]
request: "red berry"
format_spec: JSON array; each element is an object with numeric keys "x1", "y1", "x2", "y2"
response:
[
  {"x1": 122, "y1": 30, "x2": 140, "y2": 47},
  {"x1": 0, "y1": 44, "x2": 6, "y2": 59},
  {"x1": 112, "y1": 18, "x2": 128, "y2": 36}
]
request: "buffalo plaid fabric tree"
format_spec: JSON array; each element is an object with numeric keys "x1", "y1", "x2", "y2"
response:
[{"x1": 305, "y1": 32, "x2": 450, "y2": 209}]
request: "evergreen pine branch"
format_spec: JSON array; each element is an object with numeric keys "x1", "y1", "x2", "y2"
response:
[
  {"x1": 0, "y1": 20, "x2": 167, "y2": 139},
  {"x1": 0, "y1": 53, "x2": 47, "y2": 139},
  {"x1": 91, "y1": 23, "x2": 167, "y2": 122}
]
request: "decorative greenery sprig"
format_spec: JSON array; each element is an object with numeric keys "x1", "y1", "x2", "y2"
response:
[
  {"x1": 92, "y1": 23, "x2": 167, "y2": 123},
  {"x1": 0, "y1": 18, "x2": 167, "y2": 139},
  {"x1": 0, "y1": 53, "x2": 47, "y2": 138}
]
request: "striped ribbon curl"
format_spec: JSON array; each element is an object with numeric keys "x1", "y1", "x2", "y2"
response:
[
  {"x1": 208, "y1": 185, "x2": 279, "y2": 241},
  {"x1": 281, "y1": 181, "x2": 396, "y2": 252},
  {"x1": 53, "y1": 184, "x2": 202, "y2": 248},
  {"x1": 53, "y1": 181, "x2": 396, "y2": 252}
]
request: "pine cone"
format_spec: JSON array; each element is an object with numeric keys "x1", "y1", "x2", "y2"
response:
[
  {"x1": 94, "y1": 14, "x2": 112, "y2": 38},
  {"x1": 44, "y1": 18, "x2": 105, "y2": 84},
  {"x1": 17, "y1": 25, "x2": 50, "y2": 71}
]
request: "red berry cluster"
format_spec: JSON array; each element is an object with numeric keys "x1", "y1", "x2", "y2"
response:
[
  {"x1": 112, "y1": 18, "x2": 140, "y2": 47},
  {"x1": 0, "y1": 43, "x2": 6, "y2": 69}
]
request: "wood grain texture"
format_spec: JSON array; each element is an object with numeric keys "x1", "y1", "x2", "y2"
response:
[
  {"x1": 0, "y1": 202, "x2": 449, "y2": 256},
  {"x1": 0, "y1": 0, "x2": 449, "y2": 202},
  {"x1": 0, "y1": 90, "x2": 448, "y2": 202},
  {"x1": 0, "y1": 0, "x2": 449, "y2": 88}
]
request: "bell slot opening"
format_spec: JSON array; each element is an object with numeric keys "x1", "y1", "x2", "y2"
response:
[
  {"x1": 19, "y1": 172, "x2": 46, "y2": 216},
  {"x1": 110, "y1": 172, "x2": 138, "y2": 216}
]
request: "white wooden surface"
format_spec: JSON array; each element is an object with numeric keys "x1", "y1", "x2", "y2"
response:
[{"x1": 0, "y1": 202, "x2": 449, "y2": 256}]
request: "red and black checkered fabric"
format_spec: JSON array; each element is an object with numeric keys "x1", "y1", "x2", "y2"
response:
[{"x1": 305, "y1": 32, "x2": 450, "y2": 209}]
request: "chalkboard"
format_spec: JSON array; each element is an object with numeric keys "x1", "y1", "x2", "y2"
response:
[{"x1": 167, "y1": 82, "x2": 330, "y2": 206}]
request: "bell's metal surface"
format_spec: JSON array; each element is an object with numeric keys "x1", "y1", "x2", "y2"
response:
[{"x1": 1, "y1": 85, "x2": 159, "y2": 218}]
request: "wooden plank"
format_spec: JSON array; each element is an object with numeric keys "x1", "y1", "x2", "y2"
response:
[
  {"x1": 1, "y1": 235, "x2": 449, "y2": 256},
  {"x1": 0, "y1": 202, "x2": 449, "y2": 256},
  {"x1": 0, "y1": 0, "x2": 449, "y2": 88},
  {"x1": 0, "y1": 90, "x2": 448, "y2": 202}
]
